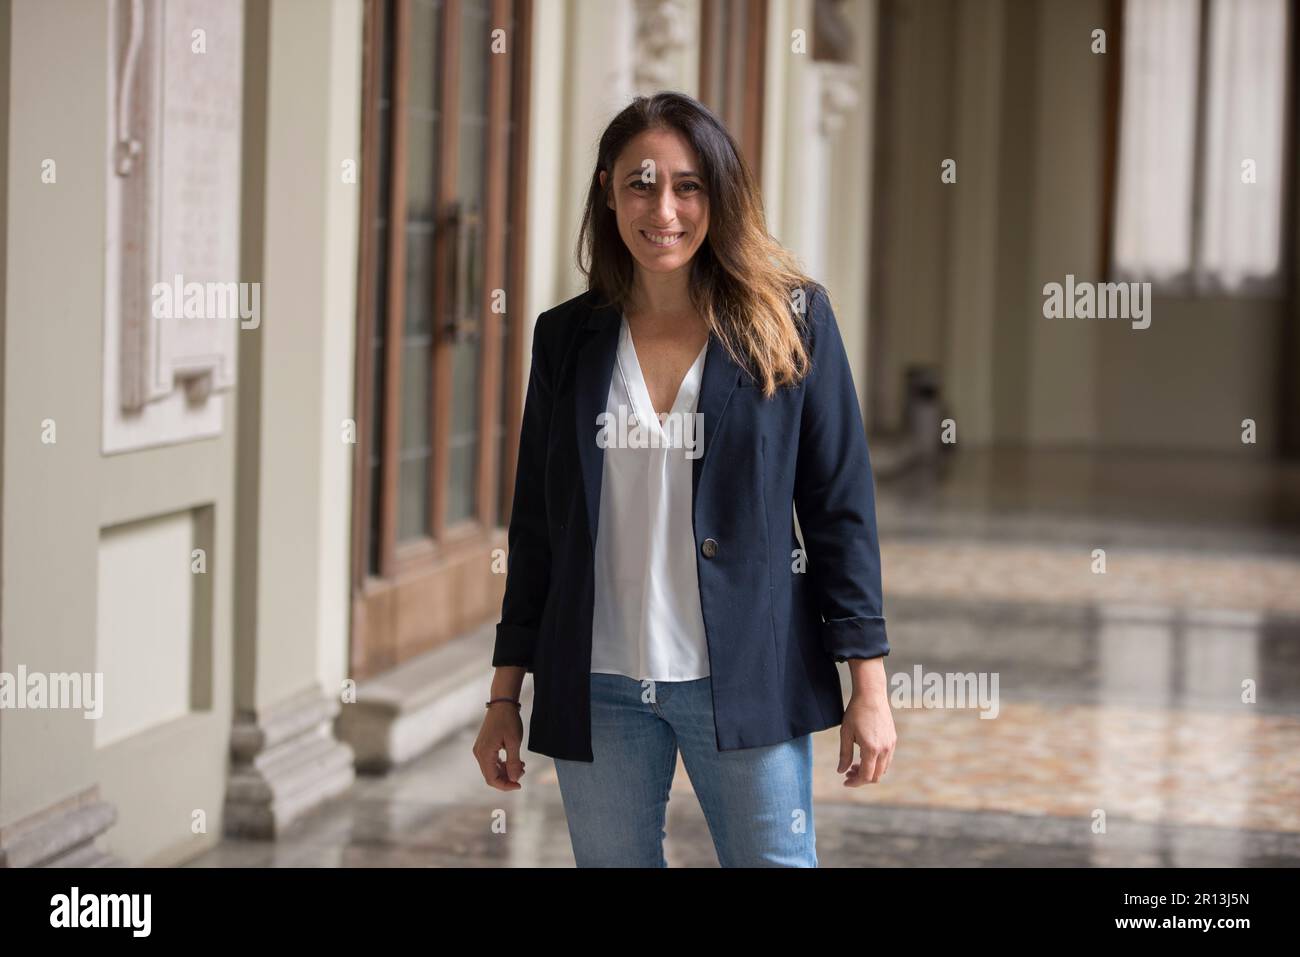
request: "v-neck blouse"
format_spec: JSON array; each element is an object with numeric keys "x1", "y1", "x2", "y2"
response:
[{"x1": 590, "y1": 314, "x2": 711, "y2": 681}]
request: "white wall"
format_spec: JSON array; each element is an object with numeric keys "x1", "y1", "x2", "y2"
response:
[
  {"x1": 1, "y1": 0, "x2": 236, "y2": 865},
  {"x1": 871, "y1": 0, "x2": 1287, "y2": 454},
  {"x1": 0, "y1": 0, "x2": 362, "y2": 865},
  {"x1": 237, "y1": 0, "x2": 360, "y2": 712}
]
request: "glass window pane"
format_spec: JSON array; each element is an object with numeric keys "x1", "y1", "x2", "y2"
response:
[
  {"x1": 444, "y1": 0, "x2": 493, "y2": 526},
  {"x1": 403, "y1": 0, "x2": 442, "y2": 243},
  {"x1": 407, "y1": 0, "x2": 442, "y2": 114},
  {"x1": 393, "y1": 0, "x2": 444, "y2": 542},
  {"x1": 496, "y1": 0, "x2": 517, "y2": 525},
  {"x1": 396, "y1": 337, "x2": 431, "y2": 542},
  {"x1": 403, "y1": 228, "x2": 434, "y2": 336},
  {"x1": 400, "y1": 339, "x2": 431, "y2": 455},
  {"x1": 398, "y1": 457, "x2": 430, "y2": 541},
  {"x1": 447, "y1": 442, "x2": 475, "y2": 527}
]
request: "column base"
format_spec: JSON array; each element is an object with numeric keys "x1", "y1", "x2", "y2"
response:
[
  {"x1": 0, "y1": 788, "x2": 122, "y2": 868},
  {"x1": 223, "y1": 687, "x2": 356, "y2": 839}
]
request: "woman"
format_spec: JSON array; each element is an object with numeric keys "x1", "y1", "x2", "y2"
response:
[{"x1": 472, "y1": 91, "x2": 895, "y2": 867}]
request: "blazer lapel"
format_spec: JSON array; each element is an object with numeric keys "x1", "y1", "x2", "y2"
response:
[
  {"x1": 573, "y1": 293, "x2": 742, "y2": 548},
  {"x1": 574, "y1": 298, "x2": 620, "y2": 546},
  {"x1": 691, "y1": 330, "x2": 742, "y2": 523}
]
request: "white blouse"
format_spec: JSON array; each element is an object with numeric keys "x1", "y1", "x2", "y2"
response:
[{"x1": 590, "y1": 314, "x2": 711, "y2": 681}]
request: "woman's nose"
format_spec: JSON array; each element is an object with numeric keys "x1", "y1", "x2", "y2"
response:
[{"x1": 653, "y1": 186, "x2": 676, "y2": 221}]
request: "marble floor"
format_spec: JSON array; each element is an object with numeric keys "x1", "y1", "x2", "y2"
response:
[{"x1": 188, "y1": 449, "x2": 1300, "y2": 867}]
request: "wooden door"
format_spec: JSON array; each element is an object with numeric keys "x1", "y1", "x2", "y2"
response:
[{"x1": 351, "y1": 0, "x2": 532, "y2": 679}]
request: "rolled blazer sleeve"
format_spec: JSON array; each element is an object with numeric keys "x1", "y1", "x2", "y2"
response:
[
  {"x1": 792, "y1": 285, "x2": 890, "y2": 663},
  {"x1": 492, "y1": 315, "x2": 554, "y2": 671}
]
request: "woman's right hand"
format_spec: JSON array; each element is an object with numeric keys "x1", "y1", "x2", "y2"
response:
[{"x1": 473, "y1": 703, "x2": 526, "y2": 790}]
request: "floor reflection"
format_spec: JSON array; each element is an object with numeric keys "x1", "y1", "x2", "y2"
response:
[{"x1": 188, "y1": 450, "x2": 1300, "y2": 867}]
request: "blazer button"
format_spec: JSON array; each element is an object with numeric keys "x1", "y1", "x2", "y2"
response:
[{"x1": 701, "y1": 537, "x2": 718, "y2": 558}]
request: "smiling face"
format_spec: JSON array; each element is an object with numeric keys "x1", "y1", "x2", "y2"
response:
[{"x1": 598, "y1": 127, "x2": 710, "y2": 280}]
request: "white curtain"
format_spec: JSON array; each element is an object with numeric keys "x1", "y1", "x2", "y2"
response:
[
  {"x1": 1198, "y1": 0, "x2": 1289, "y2": 292},
  {"x1": 1112, "y1": 0, "x2": 1201, "y2": 285},
  {"x1": 1113, "y1": 0, "x2": 1290, "y2": 293}
]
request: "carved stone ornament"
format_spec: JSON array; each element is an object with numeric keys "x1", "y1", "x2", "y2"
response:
[
  {"x1": 635, "y1": 0, "x2": 691, "y2": 90},
  {"x1": 818, "y1": 60, "x2": 859, "y2": 137},
  {"x1": 107, "y1": 0, "x2": 243, "y2": 448}
]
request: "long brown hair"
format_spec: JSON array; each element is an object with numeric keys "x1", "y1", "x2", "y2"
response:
[{"x1": 576, "y1": 91, "x2": 819, "y2": 396}]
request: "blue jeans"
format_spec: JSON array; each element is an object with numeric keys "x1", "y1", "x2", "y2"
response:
[{"x1": 552, "y1": 672, "x2": 818, "y2": 867}]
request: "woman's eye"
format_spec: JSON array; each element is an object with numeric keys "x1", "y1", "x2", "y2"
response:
[{"x1": 627, "y1": 181, "x2": 702, "y2": 193}]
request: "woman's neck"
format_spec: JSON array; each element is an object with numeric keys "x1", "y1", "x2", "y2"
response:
[{"x1": 626, "y1": 269, "x2": 700, "y2": 332}]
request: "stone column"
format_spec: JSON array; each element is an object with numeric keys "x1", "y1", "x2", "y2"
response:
[{"x1": 225, "y1": 0, "x2": 362, "y2": 838}]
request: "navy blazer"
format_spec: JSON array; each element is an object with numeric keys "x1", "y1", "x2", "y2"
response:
[{"x1": 492, "y1": 282, "x2": 889, "y2": 762}]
